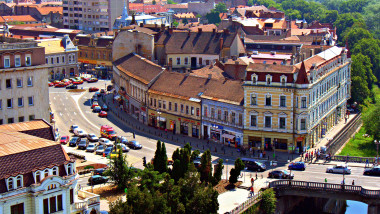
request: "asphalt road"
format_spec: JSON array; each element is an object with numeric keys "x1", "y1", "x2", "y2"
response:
[{"x1": 49, "y1": 80, "x2": 380, "y2": 190}]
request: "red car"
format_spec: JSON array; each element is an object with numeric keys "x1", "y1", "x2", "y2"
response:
[
  {"x1": 99, "y1": 111, "x2": 108, "y2": 118},
  {"x1": 87, "y1": 78, "x2": 98, "y2": 83},
  {"x1": 60, "y1": 136, "x2": 70, "y2": 144},
  {"x1": 89, "y1": 87, "x2": 99, "y2": 92},
  {"x1": 55, "y1": 82, "x2": 66, "y2": 88},
  {"x1": 72, "y1": 80, "x2": 83, "y2": 85},
  {"x1": 48, "y1": 82, "x2": 54, "y2": 87},
  {"x1": 84, "y1": 77, "x2": 91, "y2": 82},
  {"x1": 91, "y1": 102, "x2": 99, "y2": 109}
]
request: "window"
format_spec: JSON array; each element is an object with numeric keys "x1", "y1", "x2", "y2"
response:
[
  {"x1": 296, "y1": 97, "x2": 299, "y2": 108},
  {"x1": 15, "y1": 55, "x2": 21, "y2": 67},
  {"x1": 46, "y1": 58, "x2": 48, "y2": 64},
  {"x1": 180, "y1": 104, "x2": 184, "y2": 113},
  {"x1": 11, "y1": 203, "x2": 24, "y2": 214},
  {"x1": 265, "y1": 116, "x2": 271, "y2": 128},
  {"x1": 250, "y1": 115, "x2": 256, "y2": 127},
  {"x1": 217, "y1": 109, "x2": 221, "y2": 120},
  {"x1": 0, "y1": 99, "x2": 2, "y2": 109},
  {"x1": 35, "y1": 171, "x2": 41, "y2": 183},
  {"x1": 231, "y1": 112, "x2": 236, "y2": 124},
  {"x1": 265, "y1": 95, "x2": 271, "y2": 106},
  {"x1": 28, "y1": 96, "x2": 34, "y2": 106},
  {"x1": 163, "y1": 101, "x2": 167, "y2": 109},
  {"x1": 8, "y1": 178, "x2": 14, "y2": 190},
  {"x1": 29, "y1": 115, "x2": 35, "y2": 121},
  {"x1": 67, "y1": 163, "x2": 73, "y2": 175},
  {"x1": 251, "y1": 94, "x2": 257, "y2": 105},
  {"x1": 50, "y1": 196, "x2": 57, "y2": 213},
  {"x1": 6, "y1": 79, "x2": 12, "y2": 88},
  {"x1": 0, "y1": 119, "x2": 2, "y2": 125},
  {"x1": 279, "y1": 118, "x2": 286, "y2": 129},
  {"x1": 51, "y1": 58, "x2": 54, "y2": 64},
  {"x1": 211, "y1": 108, "x2": 215, "y2": 118},
  {"x1": 224, "y1": 111, "x2": 228, "y2": 121},
  {"x1": 169, "y1": 102, "x2": 172, "y2": 111},
  {"x1": 25, "y1": 55, "x2": 31, "y2": 66},
  {"x1": 281, "y1": 76, "x2": 286, "y2": 86},
  {"x1": 62, "y1": 56, "x2": 65, "y2": 63},
  {"x1": 56, "y1": 57, "x2": 60, "y2": 64},
  {"x1": 27, "y1": 77, "x2": 33, "y2": 86},
  {"x1": 184, "y1": 57, "x2": 188, "y2": 65},
  {"x1": 301, "y1": 97, "x2": 307, "y2": 108},
  {"x1": 158, "y1": 100, "x2": 162, "y2": 108},
  {"x1": 252, "y1": 76, "x2": 257, "y2": 84},
  {"x1": 204, "y1": 106, "x2": 208, "y2": 117},
  {"x1": 43, "y1": 198, "x2": 49, "y2": 214},
  {"x1": 238, "y1": 113, "x2": 243, "y2": 126},
  {"x1": 176, "y1": 57, "x2": 181, "y2": 65},
  {"x1": 150, "y1": 98, "x2": 153, "y2": 106},
  {"x1": 266, "y1": 75, "x2": 272, "y2": 85},
  {"x1": 174, "y1": 103, "x2": 178, "y2": 112},
  {"x1": 44, "y1": 169, "x2": 49, "y2": 178},
  {"x1": 186, "y1": 106, "x2": 189, "y2": 114},
  {"x1": 301, "y1": 119, "x2": 306, "y2": 130},
  {"x1": 280, "y1": 96, "x2": 286, "y2": 107},
  {"x1": 18, "y1": 97, "x2": 23, "y2": 107},
  {"x1": 154, "y1": 99, "x2": 156, "y2": 107},
  {"x1": 52, "y1": 167, "x2": 58, "y2": 176},
  {"x1": 8, "y1": 118, "x2": 14, "y2": 124},
  {"x1": 7, "y1": 99, "x2": 12, "y2": 108},
  {"x1": 191, "y1": 106, "x2": 194, "y2": 115},
  {"x1": 70, "y1": 189, "x2": 74, "y2": 204},
  {"x1": 196, "y1": 108, "x2": 200, "y2": 116},
  {"x1": 4, "y1": 56, "x2": 10, "y2": 68},
  {"x1": 17, "y1": 78, "x2": 22, "y2": 87},
  {"x1": 18, "y1": 116, "x2": 24, "y2": 122},
  {"x1": 16, "y1": 176, "x2": 22, "y2": 188}
]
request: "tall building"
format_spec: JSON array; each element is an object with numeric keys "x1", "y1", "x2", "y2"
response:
[
  {"x1": 243, "y1": 46, "x2": 351, "y2": 153},
  {"x1": 0, "y1": 37, "x2": 49, "y2": 125},
  {"x1": 63, "y1": 0, "x2": 124, "y2": 32},
  {"x1": 0, "y1": 120, "x2": 100, "y2": 214}
]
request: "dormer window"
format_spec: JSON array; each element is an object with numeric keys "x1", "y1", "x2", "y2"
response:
[
  {"x1": 35, "y1": 171, "x2": 41, "y2": 183},
  {"x1": 266, "y1": 75, "x2": 272, "y2": 85},
  {"x1": 66, "y1": 163, "x2": 74, "y2": 175},
  {"x1": 251, "y1": 74, "x2": 257, "y2": 84},
  {"x1": 16, "y1": 175, "x2": 23, "y2": 188},
  {"x1": 53, "y1": 167, "x2": 59, "y2": 176},
  {"x1": 280, "y1": 75, "x2": 287, "y2": 86},
  {"x1": 44, "y1": 169, "x2": 50, "y2": 178},
  {"x1": 8, "y1": 178, "x2": 14, "y2": 190}
]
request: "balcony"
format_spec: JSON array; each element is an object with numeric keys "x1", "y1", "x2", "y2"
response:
[
  {"x1": 203, "y1": 116, "x2": 243, "y2": 129},
  {"x1": 72, "y1": 190, "x2": 100, "y2": 213}
]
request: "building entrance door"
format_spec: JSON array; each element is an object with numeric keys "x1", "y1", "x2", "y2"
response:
[{"x1": 191, "y1": 57, "x2": 197, "y2": 69}]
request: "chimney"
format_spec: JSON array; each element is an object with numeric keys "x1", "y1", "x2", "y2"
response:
[
  {"x1": 198, "y1": 28, "x2": 202, "y2": 33},
  {"x1": 139, "y1": 23, "x2": 144, "y2": 27},
  {"x1": 310, "y1": 49, "x2": 315, "y2": 57},
  {"x1": 212, "y1": 28, "x2": 216, "y2": 33},
  {"x1": 219, "y1": 37, "x2": 224, "y2": 51}
]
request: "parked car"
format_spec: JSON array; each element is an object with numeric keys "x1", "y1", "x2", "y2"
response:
[
  {"x1": 268, "y1": 170, "x2": 294, "y2": 179},
  {"x1": 91, "y1": 102, "x2": 99, "y2": 109},
  {"x1": 116, "y1": 143, "x2": 130, "y2": 152},
  {"x1": 87, "y1": 78, "x2": 98, "y2": 83},
  {"x1": 77, "y1": 138, "x2": 89, "y2": 150},
  {"x1": 74, "y1": 129, "x2": 87, "y2": 137},
  {"x1": 86, "y1": 143, "x2": 97, "y2": 152},
  {"x1": 66, "y1": 84, "x2": 78, "y2": 89},
  {"x1": 99, "y1": 111, "x2": 108, "y2": 118},
  {"x1": 70, "y1": 125, "x2": 79, "y2": 132},
  {"x1": 87, "y1": 133, "x2": 99, "y2": 142},
  {"x1": 241, "y1": 158, "x2": 266, "y2": 172},
  {"x1": 55, "y1": 82, "x2": 65, "y2": 88},
  {"x1": 101, "y1": 104, "x2": 108, "y2": 111},
  {"x1": 94, "y1": 168, "x2": 107, "y2": 175},
  {"x1": 95, "y1": 92, "x2": 101, "y2": 97},
  {"x1": 364, "y1": 166, "x2": 380, "y2": 176},
  {"x1": 89, "y1": 87, "x2": 99, "y2": 92},
  {"x1": 88, "y1": 175, "x2": 108, "y2": 185},
  {"x1": 288, "y1": 162, "x2": 306, "y2": 171},
  {"x1": 103, "y1": 146, "x2": 113, "y2": 157},
  {"x1": 100, "y1": 89, "x2": 105, "y2": 94},
  {"x1": 127, "y1": 140, "x2": 142, "y2": 149},
  {"x1": 60, "y1": 136, "x2": 70, "y2": 144},
  {"x1": 93, "y1": 106, "x2": 102, "y2": 113},
  {"x1": 96, "y1": 144, "x2": 106, "y2": 155},
  {"x1": 48, "y1": 82, "x2": 54, "y2": 87},
  {"x1": 116, "y1": 136, "x2": 128, "y2": 144},
  {"x1": 69, "y1": 137, "x2": 80, "y2": 147},
  {"x1": 326, "y1": 164, "x2": 351, "y2": 174},
  {"x1": 99, "y1": 138, "x2": 114, "y2": 147}
]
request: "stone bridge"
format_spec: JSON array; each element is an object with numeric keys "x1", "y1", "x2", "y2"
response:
[{"x1": 270, "y1": 180, "x2": 380, "y2": 214}]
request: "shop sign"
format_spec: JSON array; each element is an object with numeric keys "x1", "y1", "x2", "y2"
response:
[{"x1": 179, "y1": 118, "x2": 196, "y2": 124}]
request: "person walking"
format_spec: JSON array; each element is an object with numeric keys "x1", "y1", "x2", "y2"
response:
[
  {"x1": 250, "y1": 186, "x2": 254, "y2": 197},
  {"x1": 352, "y1": 180, "x2": 355, "y2": 185},
  {"x1": 251, "y1": 177, "x2": 254, "y2": 187},
  {"x1": 365, "y1": 159, "x2": 369, "y2": 168}
]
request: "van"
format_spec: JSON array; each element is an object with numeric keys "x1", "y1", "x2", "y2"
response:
[
  {"x1": 241, "y1": 158, "x2": 266, "y2": 172},
  {"x1": 100, "y1": 125, "x2": 117, "y2": 140}
]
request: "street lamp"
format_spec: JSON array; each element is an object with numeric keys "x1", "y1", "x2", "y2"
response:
[
  {"x1": 226, "y1": 159, "x2": 229, "y2": 181},
  {"x1": 375, "y1": 140, "x2": 380, "y2": 165}
]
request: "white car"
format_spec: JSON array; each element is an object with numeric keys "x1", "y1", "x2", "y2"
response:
[
  {"x1": 326, "y1": 164, "x2": 351, "y2": 174},
  {"x1": 99, "y1": 138, "x2": 113, "y2": 147},
  {"x1": 70, "y1": 125, "x2": 79, "y2": 132},
  {"x1": 74, "y1": 129, "x2": 87, "y2": 137},
  {"x1": 86, "y1": 143, "x2": 97, "y2": 152},
  {"x1": 87, "y1": 133, "x2": 99, "y2": 142}
]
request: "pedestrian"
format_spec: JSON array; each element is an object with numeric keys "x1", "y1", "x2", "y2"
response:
[
  {"x1": 133, "y1": 131, "x2": 135, "y2": 139},
  {"x1": 250, "y1": 186, "x2": 254, "y2": 197},
  {"x1": 325, "y1": 178, "x2": 327, "y2": 183},
  {"x1": 366, "y1": 159, "x2": 369, "y2": 168},
  {"x1": 251, "y1": 177, "x2": 254, "y2": 186},
  {"x1": 352, "y1": 180, "x2": 355, "y2": 185},
  {"x1": 259, "y1": 152, "x2": 263, "y2": 159},
  {"x1": 263, "y1": 150, "x2": 266, "y2": 158}
]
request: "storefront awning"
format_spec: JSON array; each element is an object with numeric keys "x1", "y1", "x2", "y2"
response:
[{"x1": 221, "y1": 133, "x2": 235, "y2": 140}]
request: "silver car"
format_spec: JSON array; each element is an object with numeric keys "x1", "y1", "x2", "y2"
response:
[
  {"x1": 326, "y1": 164, "x2": 351, "y2": 174},
  {"x1": 96, "y1": 144, "x2": 106, "y2": 155},
  {"x1": 87, "y1": 133, "x2": 99, "y2": 142},
  {"x1": 86, "y1": 143, "x2": 97, "y2": 152}
]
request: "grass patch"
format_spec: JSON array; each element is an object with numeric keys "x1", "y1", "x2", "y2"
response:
[
  {"x1": 213, "y1": 180, "x2": 242, "y2": 194},
  {"x1": 92, "y1": 185, "x2": 125, "y2": 202},
  {"x1": 68, "y1": 89, "x2": 86, "y2": 93},
  {"x1": 339, "y1": 85, "x2": 379, "y2": 157}
]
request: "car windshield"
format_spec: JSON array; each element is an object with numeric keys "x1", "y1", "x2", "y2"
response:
[
  {"x1": 98, "y1": 145, "x2": 104, "y2": 149},
  {"x1": 79, "y1": 130, "x2": 83, "y2": 133},
  {"x1": 108, "y1": 131, "x2": 116, "y2": 134},
  {"x1": 88, "y1": 144, "x2": 95, "y2": 148},
  {"x1": 105, "y1": 148, "x2": 112, "y2": 152},
  {"x1": 282, "y1": 170, "x2": 289, "y2": 174},
  {"x1": 134, "y1": 142, "x2": 140, "y2": 145},
  {"x1": 61, "y1": 137, "x2": 67, "y2": 140}
]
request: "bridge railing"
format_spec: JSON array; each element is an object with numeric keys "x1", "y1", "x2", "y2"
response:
[
  {"x1": 227, "y1": 191, "x2": 262, "y2": 214},
  {"x1": 330, "y1": 155, "x2": 377, "y2": 164},
  {"x1": 269, "y1": 180, "x2": 380, "y2": 198}
]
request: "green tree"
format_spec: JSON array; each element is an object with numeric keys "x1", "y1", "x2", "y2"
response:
[
  {"x1": 154, "y1": 140, "x2": 162, "y2": 172},
  {"x1": 212, "y1": 159, "x2": 224, "y2": 185},
  {"x1": 172, "y1": 20, "x2": 179, "y2": 27},
  {"x1": 229, "y1": 158, "x2": 245, "y2": 184},
  {"x1": 153, "y1": 141, "x2": 168, "y2": 174},
  {"x1": 334, "y1": 13, "x2": 366, "y2": 42},
  {"x1": 352, "y1": 38, "x2": 380, "y2": 80},
  {"x1": 259, "y1": 188, "x2": 277, "y2": 214},
  {"x1": 351, "y1": 53, "x2": 376, "y2": 89},
  {"x1": 167, "y1": 0, "x2": 176, "y2": 4},
  {"x1": 344, "y1": 28, "x2": 373, "y2": 50},
  {"x1": 363, "y1": 2, "x2": 380, "y2": 39},
  {"x1": 161, "y1": 142, "x2": 168, "y2": 173},
  {"x1": 152, "y1": 0, "x2": 156, "y2": 4},
  {"x1": 206, "y1": 11, "x2": 221, "y2": 24},
  {"x1": 351, "y1": 76, "x2": 370, "y2": 104},
  {"x1": 214, "y1": 3, "x2": 227, "y2": 13},
  {"x1": 105, "y1": 149, "x2": 132, "y2": 190},
  {"x1": 199, "y1": 150, "x2": 212, "y2": 184},
  {"x1": 363, "y1": 104, "x2": 380, "y2": 140}
]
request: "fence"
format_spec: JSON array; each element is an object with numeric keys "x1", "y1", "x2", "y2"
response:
[
  {"x1": 330, "y1": 155, "x2": 377, "y2": 163},
  {"x1": 227, "y1": 191, "x2": 262, "y2": 214},
  {"x1": 269, "y1": 180, "x2": 380, "y2": 198}
]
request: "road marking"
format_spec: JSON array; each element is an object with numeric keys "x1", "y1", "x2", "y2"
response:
[{"x1": 72, "y1": 92, "x2": 100, "y2": 130}]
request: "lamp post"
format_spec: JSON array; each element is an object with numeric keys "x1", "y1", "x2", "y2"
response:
[
  {"x1": 226, "y1": 159, "x2": 229, "y2": 181},
  {"x1": 375, "y1": 140, "x2": 380, "y2": 165}
]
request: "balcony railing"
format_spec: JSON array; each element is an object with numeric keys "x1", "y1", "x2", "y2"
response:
[
  {"x1": 72, "y1": 190, "x2": 100, "y2": 212},
  {"x1": 203, "y1": 116, "x2": 243, "y2": 129}
]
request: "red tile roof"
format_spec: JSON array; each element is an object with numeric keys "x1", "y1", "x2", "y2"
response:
[
  {"x1": 295, "y1": 61, "x2": 309, "y2": 84},
  {"x1": 129, "y1": 3, "x2": 169, "y2": 13},
  {"x1": 0, "y1": 15, "x2": 37, "y2": 23}
]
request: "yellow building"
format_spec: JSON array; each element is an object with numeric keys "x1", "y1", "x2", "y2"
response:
[{"x1": 243, "y1": 46, "x2": 351, "y2": 153}]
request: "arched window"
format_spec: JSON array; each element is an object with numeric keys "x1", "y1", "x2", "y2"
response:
[
  {"x1": 53, "y1": 167, "x2": 59, "y2": 176},
  {"x1": 8, "y1": 178, "x2": 14, "y2": 190},
  {"x1": 281, "y1": 78, "x2": 286, "y2": 86},
  {"x1": 16, "y1": 176, "x2": 23, "y2": 188},
  {"x1": 44, "y1": 169, "x2": 49, "y2": 178},
  {"x1": 35, "y1": 171, "x2": 41, "y2": 183},
  {"x1": 67, "y1": 164, "x2": 73, "y2": 175},
  {"x1": 252, "y1": 76, "x2": 256, "y2": 84}
]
